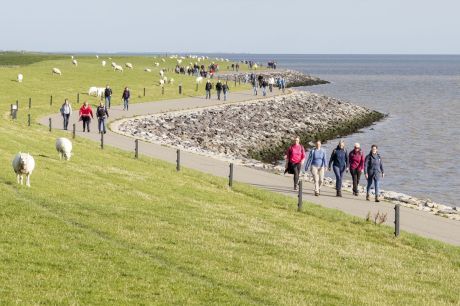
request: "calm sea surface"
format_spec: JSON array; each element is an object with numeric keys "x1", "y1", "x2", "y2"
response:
[{"x1": 220, "y1": 54, "x2": 460, "y2": 207}]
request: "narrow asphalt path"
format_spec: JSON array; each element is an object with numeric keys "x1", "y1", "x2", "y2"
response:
[{"x1": 40, "y1": 89, "x2": 460, "y2": 246}]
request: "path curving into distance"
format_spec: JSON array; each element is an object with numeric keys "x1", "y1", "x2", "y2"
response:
[{"x1": 39, "y1": 89, "x2": 460, "y2": 246}]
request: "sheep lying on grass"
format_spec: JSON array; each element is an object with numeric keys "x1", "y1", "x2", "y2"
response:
[
  {"x1": 17, "y1": 73, "x2": 23, "y2": 83},
  {"x1": 56, "y1": 138, "x2": 73, "y2": 161},
  {"x1": 125, "y1": 63, "x2": 133, "y2": 69},
  {"x1": 144, "y1": 68, "x2": 152, "y2": 72},
  {"x1": 52, "y1": 68, "x2": 62, "y2": 75},
  {"x1": 12, "y1": 153, "x2": 35, "y2": 187}
]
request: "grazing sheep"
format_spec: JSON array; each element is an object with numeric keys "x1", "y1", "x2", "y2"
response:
[
  {"x1": 144, "y1": 68, "x2": 152, "y2": 72},
  {"x1": 71, "y1": 55, "x2": 74, "y2": 59},
  {"x1": 159, "y1": 79, "x2": 165, "y2": 86},
  {"x1": 114, "y1": 65, "x2": 123, "y2": 72},
  {"x1": 56, "y1": 138, "x2": 73, "y2": 161},
  {"x1": 161, "y1": 58, "x2": 165, "y2": 62},
  {"x1": 12, "y1": 153, "x2": 35, "y2": 187},
  {"x1": 72, "y1": 59, "x2": 78, "y2": 66},
  {"x1": 102, "y1": 60, "x2": 106, "y2": 67},
  {"x1": 96, "y1": 55, "x2": 99, "y2": 59},
  {"x1": 88, "y1": 86, "x2": 105, "y2": 97},
  {"x1": 159, "y1": 70, "x2": 164, "y2": 77},
  {"x1": 163, "y1": 76, "x2": 168, "y2": 84},
  {"x1": 52, "y1": 68, "x2": 62, "y2": 75},
  {"x1": 111, "y1": 62, "x2": 117, "y2": 68},
  {"x1": 177, "y1": 59, "x2": 182, "y2": 64},
  {"x1": 17, "y1": 73, "x2": 23, "y2": 83},
  {"x1": 196, "y1": 76, "x2": 203, "y2": 84},
  {"x1": 154, "y1": 62, "x2": 160, "y2": 67},
  {"x1": 125, "y1": 63, "x2": 133, "y2": 69},
  {"x1": 169, "y1": 78, "x2": 174, "y2": 84}
]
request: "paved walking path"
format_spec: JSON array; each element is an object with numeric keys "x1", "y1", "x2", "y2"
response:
[{"x1": 40, "y1": 89, "x2": 460, "y2": 246}]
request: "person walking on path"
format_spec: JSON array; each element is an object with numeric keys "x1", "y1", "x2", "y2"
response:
[
  {"x1": 252, "y1": 78, "x2": 258, "y2": 95},
  {"x1": 268, "y1": 76, "x2": 275, "y2": 93},
  {"x1": 328, "y1": 140, "x2": 349, "y2": 197},
  {"x1": 205, "y1": 80, "x2": 212, "y2": 99},
  {"x1": 280, "y1": 77, "x2": 286, "y2": 93},
  {"x1": 262, "y1": 79, "x2": 268, "y2": 96},
  {"x1": 216, "y1": 80, "x2": 223, "y2": 100},
  {"x1": 96, "y1": 102, "x2": 109, "y2": 134},
  {"x1": 364, "y1": 144, "x2": 385, "y2": 202},
  {"x1": 222, "y1": 83, "x2": 229, "y2": 101},
  {"x1": 284, "y1": 136, "x2": 306, "y2": 190},
  {"x1": 305, "y1": 140, "x2": 327, "y2": 196},
  {"x1": 349, "y1": 143, "x2": 365, "y2": 196},
  {"x1": 104, "y1": 85, "x2": 112, "y2": 109},
  {"x1": 122, "y1": 87, "x2": 130, "y2": 111},
  {"x1": 60, "y1": 99, "x2": 72, "y2": 130},
  {"x1": 79, "y1": 101, "x2": 93, "y2": 133}
]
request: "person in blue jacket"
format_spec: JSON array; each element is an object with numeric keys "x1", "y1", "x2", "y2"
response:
[
  {"x1": 305, "y1": 140, "x2": 327, "y2": 196},
  {"x1": 364, "y1": 144, "x2": 385, "y2": 202},
  {"x1": 328, "y1": 140, "x2": 349, "y2": 197}
]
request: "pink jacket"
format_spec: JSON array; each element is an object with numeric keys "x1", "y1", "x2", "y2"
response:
[
  {"x1": 286, "y1": 144, "x2": 305, "y2": 164},
  {"x1": 349, "y1": 149, "x2": 365, "y2": 172}
]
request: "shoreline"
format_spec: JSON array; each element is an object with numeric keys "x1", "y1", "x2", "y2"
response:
[{"x1": 111, "y1": 90, "x2": 459, "y2": 221}]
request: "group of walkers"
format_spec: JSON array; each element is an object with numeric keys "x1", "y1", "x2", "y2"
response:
[
  {"x1": 285, "y1": 137, "x2": 384, "y2": 202},
  {"x1": 249, "y1": 73, "x2": 286, "y2": 96},
  {"x1": 59, "y1": 85, "x2": 131, "y2": 134},
  {"x1": 205, "y1": 80, "x2": 230, "y2": 100}
]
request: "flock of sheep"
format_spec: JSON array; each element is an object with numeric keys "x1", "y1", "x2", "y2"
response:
[
  {"x1": 12, "y1": 137, "x2": 72, "y2": 187},
  {"x1": 12, "y1": 54, "x2": 232, "y2": 187}
]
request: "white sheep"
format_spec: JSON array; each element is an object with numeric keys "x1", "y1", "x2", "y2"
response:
[
  {"x1": 88, "y1": 86, "x2": 105, "y2": 97},
  {"x1": 125, "y1": 63, "x2": 133, "y2": 69},
  {"x1": 154, "y1": 62, "x2": 160, "y2": 67},
  {"x1": 12, "y1": 153, "x2": 35, "y2": 187},
  {"x1": 169, "y1": 78, "x2": 174, "y2": 84},
  {"x1": 52, "y1": 68, "x2": 62, "y2": 75},
  {"x1": 96, "y1": 55, "x2": 99, "y2": 59},
  {"x1": 71, "y1": 55, "x2": 74, "y2": 59},
  {"x1": 102, "y1": 60, "x2": 106, "y2": 67},
  {"x1": 114, "y1": 65, "x2": 123, "y2": 72},
  {"x1": 72, "y1": 59, "x2": 78, "y2": 66},
  {"x1": 177, "y1": 59, "x2": 182, "y2": 64},
  {"x1": 159, "y1": 79, "x2": 165, "y2": 86},
  {"x1": 159, "y1": 70, "x2": 164, "y2": 77},
  {"x1": 17, "y1": 73, "x2": 23, "y2": 83},
  {"x1": 196, "y1": 76, "x2": 203, "y2": 84},
  {"x1": 161, "y1": 58, "x2": 165, "y2": 62},
  {"x1": 56, "y1": 138, "x2": 73, "y2": 161},
  {"x1": 111, "y1": 62, "x2": 117, "y2": 68},
  {"x1": 163, "y1": 76, "x2": 168, "y2": 84},
  {"x1": 144, "y1": 68, "x2": 152, "y2": 72}
]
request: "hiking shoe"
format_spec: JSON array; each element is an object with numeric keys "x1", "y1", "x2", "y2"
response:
[{"x1": 366, "y1": 194, "x2": 370, "y2": 201}]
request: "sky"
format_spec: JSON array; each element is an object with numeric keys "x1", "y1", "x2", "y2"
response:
[{"x1": 1, "y1": 0, "x2": 459, "y2": 54}]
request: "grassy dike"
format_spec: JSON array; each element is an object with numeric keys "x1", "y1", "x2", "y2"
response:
[
  {"x1": 249, "y1": 111, "x2": 386, "y2": 163},
  {"x1": 0, "y1": 53, "x2": 459, "y2": 304}
]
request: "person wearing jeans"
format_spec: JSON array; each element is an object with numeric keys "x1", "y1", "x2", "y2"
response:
[
  {"x1": 349, "y1": 143, "x2": 365, "y2": 196},
  {"x1": 284, "y1": 136, "x2": 305, "y2": 190},
  {"x1": 328, "y1": 140, "x2": 349, "y2": 197},
  {"x1": 122, "y1": 87, "x2": 130, "y2": 111},
  {"x1": 364, "y1": 144, "x2": 385, "y2": 202},
  {"x1": 96, "y1": 102, "x2": 109, "y2": 134},
  {"x1": 104, "y1": 85, "x2": 112, "y2": 109},
  {"x1": 205, "y1": 80, "x2": 212, "y2": 99},
  {"x1": 222, "y1": 83, "x2": 229, "y2": 101},
  {"x1": 60, "y1": 99, "x2": 72, "y2": 130},
  {"x1": 305, "y1": 140, "x2": 327, "y2": 196},
  {"x1": 79, "y1": 101, "x2": 93, "y2": 132}
]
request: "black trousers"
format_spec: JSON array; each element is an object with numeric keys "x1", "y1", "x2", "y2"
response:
[
  {"x1": 82, "y1": 117, "x2": 91, "y2": 132},
  {"x1": 350, "y1": 168, "x2": 362, "y2": 193},
  {"x1": 293, "y1": 163, "x2": 302, "y2": 187}
]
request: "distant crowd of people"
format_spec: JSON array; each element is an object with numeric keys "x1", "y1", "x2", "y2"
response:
[
  {"x1": 204, "y1": 80, "x2": 230, "y2": 100},
  {"x1": 285, "y1": 137, "x2": 384, "y2": 201},
  {"x1": 244, "y1": 73, "x2": 286, "y2": 96}
]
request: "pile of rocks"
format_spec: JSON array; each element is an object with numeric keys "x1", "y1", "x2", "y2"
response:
[
  {"x1": 117, "y1": 91, "x2": 371, "y2": 160},
  {"x1": 217, "y1": 69, "x2": 329, "y2": 87}
]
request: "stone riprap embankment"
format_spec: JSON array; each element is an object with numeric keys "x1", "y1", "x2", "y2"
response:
[
  {"x1": 217, "y1": 69, "x2": 329, "y2": 87},
  {"x1": 117, "y1": 91, "x2": 372, "y2": 161}
]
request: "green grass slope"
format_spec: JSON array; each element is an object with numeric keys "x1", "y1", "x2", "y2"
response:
[{"x1": 0, "y1": 53, "x2": 458, "y2": 305}]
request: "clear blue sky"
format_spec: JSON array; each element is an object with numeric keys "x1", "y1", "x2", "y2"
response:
[{"x1": 2, "y1": 0, "x2": 459, "y2": 54}]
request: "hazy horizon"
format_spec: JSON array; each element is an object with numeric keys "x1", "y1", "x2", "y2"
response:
[{"x1": 2, "y1": 0, "x2": 460, "y2": 54}]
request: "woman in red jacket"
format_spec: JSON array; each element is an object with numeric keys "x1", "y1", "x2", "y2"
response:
[
  {"x1": 285, "y1": 136, "x2": 306, "y2": 190},
  {"x1": 349, "y1": 143, "x2": 365, "y2": 196},
  {"x1": 79, "y1": 101, "x2": 94, "y2": 132}
]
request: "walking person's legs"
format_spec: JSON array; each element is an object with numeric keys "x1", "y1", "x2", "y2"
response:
[
  {"x1": 333, "y1": 166, "x2": 343, "y2": 196},
  {"x1": 311, "y1": 166, "x2": 319, "y2": 195},
  {"x1": 293, "y1": 163, "x2": 301, "y2": 190},
  {"x1": 318, "y1": 166, "x2": 325, "y2": 194},
  {"x1": 366, "y1": 175, "x2": 373, "y2": 200},
  {"x1": 350, "y1": 169, "x2": 359, "y2": 195},
  {"x1": 63, "y1": 115, "x2": 67, "y2": 130},
  {"x1": 374, "y1": 176, "x2": 381, "y2": 202}
]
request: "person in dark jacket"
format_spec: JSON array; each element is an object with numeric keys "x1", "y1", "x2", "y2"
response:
[
  {"x1": 205, "y1": 80, "x2": 212, "y2": 99},
  {"x1": 328, "y1": 140, "x2": 349, "y2": 197},
  {"x1": 349, "y1": 143, "x2": 365, "y2": 196},
  {"x1": 222, "y1": 83, "x2": 229, "y2": 101},
  {"x1": 122, "y1": 87, "x2": 130, "y2": 111},
  {"x1": 364, "y1": 144, "x2": 385, "y2": 202},
  {"x1": 261, "y1": 79, "x2": 268, "y2": 96},
  {"x1": 96, "y1": 102, "x2": 109, "y2": 134},
  {"x1": 252, "y1": 78, "x2": 258, "y2": 95},
  {"x1": 215, "y1": 80, "x2": 223, "y2": 100},
  {"x1": 104, "y1": 85, "x2": 112, "y2": 109}
]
